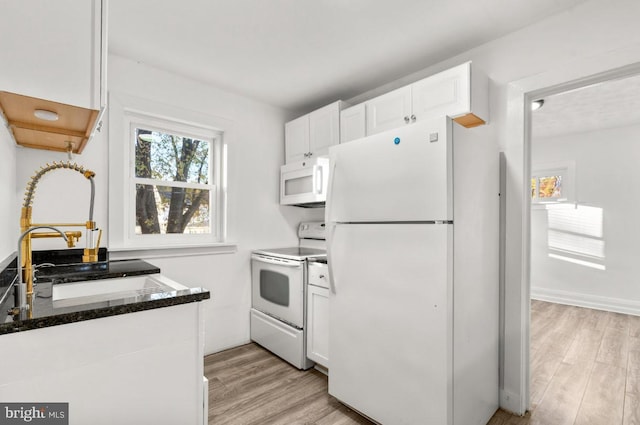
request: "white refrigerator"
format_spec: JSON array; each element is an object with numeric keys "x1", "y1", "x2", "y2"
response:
[{"x1": 326, "y1": 116, "x2": 499, "y2": 425}]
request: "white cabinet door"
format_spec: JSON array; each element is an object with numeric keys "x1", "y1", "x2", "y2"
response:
[
  {"x1": 286, "y1": 100, "x2": 345, "y2": 163},
  {"x1": 361, "y1": 62, "x2": 488, "y2": 136},
  {"x1": 340, "y1": 103, "x2": 366, "y2": 143},
  {"x1": 411, "y1": 62, "x2": 471, "y2": 123},
  {"x1": 285, "y1": 115, "x2": 310, "y2": 163},
  {"x1": 411, "y1": 62, "x2": 488, "y2": 128},
  {"x1": 0, "y1": 0, "x2": 105, "y2": 109},
  {"x1": 309, "y1": 101, "x2": 341, "y2": 157},
  {"x1": 365, "y1": 86, "x2": 411, "y2": 136},
  {"x1": 307, "y1": 284, "x2": 329, "y2": 367}
]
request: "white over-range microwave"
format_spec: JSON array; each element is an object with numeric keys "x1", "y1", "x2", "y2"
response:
[{"x1": 280, "y1": 157, "x2": 329, "y2": 207}]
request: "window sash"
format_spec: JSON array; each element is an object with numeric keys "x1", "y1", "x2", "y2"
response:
[
  {"x1": 133, "y1": 177, "x2": 213, "y2": 191},
  {"x1": 125, "y1": 111, "x2": 223, "y2": 244}
]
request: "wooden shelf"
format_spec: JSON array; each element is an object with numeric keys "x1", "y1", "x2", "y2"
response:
[{"x1": 0, "y1": 91, "x2": 100, "y2": 154}]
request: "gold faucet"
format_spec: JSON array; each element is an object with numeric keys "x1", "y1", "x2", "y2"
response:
[{"x1": 19, "y1": 161, "x2": 102, "y2": 299}]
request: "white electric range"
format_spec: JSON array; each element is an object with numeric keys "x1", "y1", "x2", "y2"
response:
[{"x1": 250, "y1": 222, "x2": 326, "y2": 369}]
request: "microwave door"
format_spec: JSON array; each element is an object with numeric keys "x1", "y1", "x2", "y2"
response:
[{"x1": 280, "y1": 158, "x2": 329, "y2": 206}]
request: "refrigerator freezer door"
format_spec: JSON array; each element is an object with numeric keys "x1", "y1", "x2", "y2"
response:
[
  {"x1": 328, "y1": 223, "x2": 452, "y2": 425},
  {"x1": 327, "y1": 117, "x2": 452, "y2": 223}
]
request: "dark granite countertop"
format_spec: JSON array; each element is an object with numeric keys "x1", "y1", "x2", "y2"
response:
[
  {"x1": 0, "y1": 258, "x2": 210, "y2": 335},
  {"x1": 34, "y1": 259, "x2": 159, "y2": 283}
]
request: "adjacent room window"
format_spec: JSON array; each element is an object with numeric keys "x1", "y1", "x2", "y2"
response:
[
  {"x1": 531, "y1": 174, "x2": 563, "y2": 200},
  {"x1": 531, "y1": 161, "x2": 575, "y2": 204},
  {"x1": 122, "y1": 110, "x2": 226, "y2": 247}
]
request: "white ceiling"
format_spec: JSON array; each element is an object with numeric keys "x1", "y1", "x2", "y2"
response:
[
  {"x1": 109, "y1": 0, "x2": 588, "y2": 112},
  {"x1": 532, "y1": 73, "x2": 640, "y2": 139}
]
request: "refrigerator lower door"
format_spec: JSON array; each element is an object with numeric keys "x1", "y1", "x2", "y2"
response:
[
  {"x1": 328, "y1": 223, "x2": 452, "y2": 425},
  {"x1": 327, "y1": 117, "x2": 452, "y2": 223}
]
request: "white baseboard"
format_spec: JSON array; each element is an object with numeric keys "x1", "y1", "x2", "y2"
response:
[{"x1": 531, "y1": 287, "x2": 640, "y2": 316}]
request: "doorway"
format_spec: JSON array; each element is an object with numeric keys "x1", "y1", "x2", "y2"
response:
[
  {"x1": 501, "y1": 54, "x2": 640, "y2": 416},
  {"x1": 527, "y1": 73, "x2": 640, "y2": 422}
]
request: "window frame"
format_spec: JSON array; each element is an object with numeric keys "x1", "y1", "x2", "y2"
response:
[
  {"x1": 108, "y1": 92, "x2": 229, "y2": 252},
  {"x1": 127, "y1": 113, "x2": 222, "y2": 244},
  {"x1": 531, "y1": 160, "x2": 576, "y2": 205}
]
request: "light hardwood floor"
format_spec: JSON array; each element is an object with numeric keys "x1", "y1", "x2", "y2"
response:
[
  {"x1": 205, "y1": 301, "x2": 640, "y2": 424},
  {"x1": 205, "y1": 343, "x2": 373, "y2": 424}
]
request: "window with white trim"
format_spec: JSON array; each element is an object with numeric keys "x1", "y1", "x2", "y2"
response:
[
  {"x1": 531, "y1": 161, "x2": 575, "y2": 204},
  {"x1": 121, "y1": 110, "x2": 226, "y2": 247}
]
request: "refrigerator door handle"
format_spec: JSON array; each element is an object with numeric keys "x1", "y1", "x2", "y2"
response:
[
  {"x1": 327, "y1": 223, "x2": 337, "y2": 294},
  {"x1": 326, "y1": 158, "x2": 337, "y2": 223}
]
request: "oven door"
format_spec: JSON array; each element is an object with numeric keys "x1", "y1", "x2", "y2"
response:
[{"x1": 251, "y1": 253, "x2": 305, "y2": 328}]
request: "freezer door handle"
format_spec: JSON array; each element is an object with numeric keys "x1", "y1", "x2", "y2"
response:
[{"x1": 327, "y1": 223, "x2": 337, "y2": 294}]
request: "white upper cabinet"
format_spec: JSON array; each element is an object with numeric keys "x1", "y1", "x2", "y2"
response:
[
  {"x1": 285, "y1": 115, "x2": 310, "y2": 163},
  {"x1": 365, "y1": 86, "x2": 412, "y2": 136},
  {"x1": 0, "y1": 0, "x2": 107, "y2": 111},
  {"x1": 340, "y1": 103, "x2": 366, "y2": 143},
  {"x1": 411, "y1": 62, "x2": 487, "y2": 128},
  {"x1": 309, "y1": 102, "x2": 341, "y2": 157},
  {"x1": 285, "y1": 100, "x2": 346, "y2": 164},
  {"x1": 362, "y1": 62, "x2": 488, "y2": 138}
]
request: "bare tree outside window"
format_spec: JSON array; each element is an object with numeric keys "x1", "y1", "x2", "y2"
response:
[{"x1": 134, "y1": 128, "x2": 211, "y2": 235}]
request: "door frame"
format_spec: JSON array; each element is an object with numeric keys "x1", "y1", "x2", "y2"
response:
[{"x1": 502, "y1": 47, "x2": 640, "y2": 415}]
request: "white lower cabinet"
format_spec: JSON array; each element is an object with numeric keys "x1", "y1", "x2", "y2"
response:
[
  {"x1": 0, "y1": 302, "x2": 206, "y2": 425},
  {"x1": 307, "y1": 261, "x2": 330, "y2": 368},
  {"x1": 307, "y1": 284, "x2": 330, "y2": 368}
]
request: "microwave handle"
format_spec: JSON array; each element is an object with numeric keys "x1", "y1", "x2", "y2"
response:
[{"x1": 313, "y1": 165, "x2": 323, "y2": 194}]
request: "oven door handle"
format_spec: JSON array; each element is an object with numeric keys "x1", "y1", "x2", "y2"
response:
[{"x1": 251, "y1": 254, "x2": 303, "y2": 268}]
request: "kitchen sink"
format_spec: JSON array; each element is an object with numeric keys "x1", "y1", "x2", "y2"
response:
[{"x1": 51, "y1": 274, "x2": 188, "y2": 307}]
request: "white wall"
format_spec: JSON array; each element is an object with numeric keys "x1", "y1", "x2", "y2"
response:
[
  {"x1": 14, "y1": 54, "x2": 318, "y2": 354},
  {"x1": 15, "y1": 123, "x2": 108, "y2": 251},
  {"x1": 531, "y1": 124, "x2": 640, "y2": 313},
  {"x1": 0, "y1": 124, "x2": 16, "y2": 262}
]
